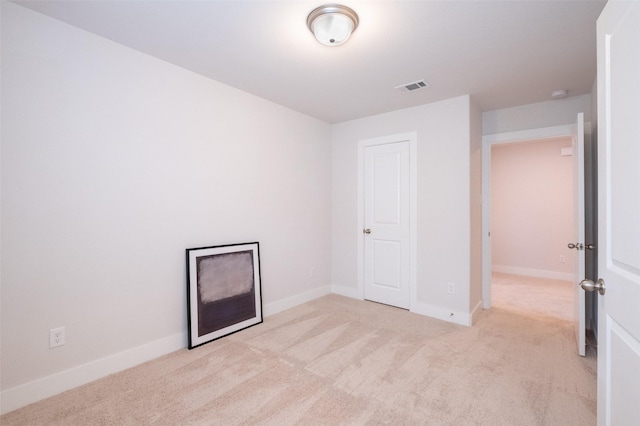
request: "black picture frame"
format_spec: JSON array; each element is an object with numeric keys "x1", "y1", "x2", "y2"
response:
[{"x1": 186, "y1": 242, "x2": 262, "y2": 349}]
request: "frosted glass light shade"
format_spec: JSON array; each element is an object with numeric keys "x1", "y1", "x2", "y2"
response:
[{"x1": 307, "y1": 4, "x2": 359, "y2": 46}]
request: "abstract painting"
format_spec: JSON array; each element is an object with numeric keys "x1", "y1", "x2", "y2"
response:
[{"x1": 186, "y1": 242, "x2": 262, "y2": 349}]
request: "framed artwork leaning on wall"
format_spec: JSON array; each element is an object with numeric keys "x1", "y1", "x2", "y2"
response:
[{"x1": 186, "y1": 242, "x2": 263, "y2": 349}]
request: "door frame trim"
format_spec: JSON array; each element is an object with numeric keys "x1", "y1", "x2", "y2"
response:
[{"x1": 357, "y1": 132, "x2": 417, "y2": 309}]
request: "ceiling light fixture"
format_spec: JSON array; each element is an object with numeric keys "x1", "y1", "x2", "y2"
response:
[
  {"x1": 307, "y1": 4, "x2": 359, "y2": 46},
  {"x1": 551, "y1": 89, "x2": 568, "y2": 99}
]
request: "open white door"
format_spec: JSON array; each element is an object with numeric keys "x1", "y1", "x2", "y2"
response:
[
  {"x1": 595, "y1": 1, "x2": 640, "y2": 424},
  {"x1": 573, "y1": 113, "x2": 587, "y2": 356}
]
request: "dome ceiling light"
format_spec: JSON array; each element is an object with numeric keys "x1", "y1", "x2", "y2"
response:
[
  {"x1": 551, "y1": 89, "x2": 568, "y2": 99},
  {"x1": 307, "y1": 4, "x2": 359, "y2": 46}
]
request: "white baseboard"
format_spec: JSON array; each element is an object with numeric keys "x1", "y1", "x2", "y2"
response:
[
  {"x1": 1, "y1": 286, "x2": 332, "y2": 415},
  {"x1": 0, "y1": 332, "x2": 185, "y2": 415},
  {"x1": 1, "y1": 288, "x2": 483, "y2": 414},
  {"x1": 330, "y1": 283, "x2": 361, "y2": 300},
  {"x1": 410, "y1": 301, "x2": 472, "y2": 327},
  {"x1": 470, "y1": 299, "x2": 484, "y2": 325},
  {"x1": 263, "y1": 285, "x2": 331, "y2": 317},
  {"x1": 492, "y1": 265, "x2": 575, "y2": 282},
  {"x1": 331, "y1": 287, "x2": 476, "y2": 327}
]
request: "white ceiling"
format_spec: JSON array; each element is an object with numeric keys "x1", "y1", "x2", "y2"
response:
[{"x1": 14, "y1": 0, "x2": 607, "y2": 124}]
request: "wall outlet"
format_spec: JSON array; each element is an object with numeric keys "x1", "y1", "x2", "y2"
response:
[
  {"x1": 447, "y1": 283, "x2": 456, "y2": 295},
  {"x1": 50, "y1": 327, "x2": 65, "y2": 348},
  {"x1": 559, "y1": 255, "x2": 566, "y2": 263}
]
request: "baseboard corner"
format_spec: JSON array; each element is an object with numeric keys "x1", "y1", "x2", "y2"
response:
[
  {"x1": 470, "y1": 299, "x2": 484, "y2": 325},
  {"x1": 330, "y1": 283, "x2": 362, "y2": 300},
  {"x1": 410, "y1": 301, "x2": 472, "y2": 326}
]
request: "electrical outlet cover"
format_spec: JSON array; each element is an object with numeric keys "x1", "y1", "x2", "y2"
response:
[{"x1": 50, "y1": 327, "x2": 65, "y2": 348}]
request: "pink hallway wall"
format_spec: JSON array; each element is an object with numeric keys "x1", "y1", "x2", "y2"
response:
[{"x1": 491, "y1": 137, "x2": 577, "y2": 280}]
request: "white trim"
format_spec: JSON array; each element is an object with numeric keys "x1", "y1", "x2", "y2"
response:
[
  {"x1": 411, "y1": 301, "x2": 471, "y2": 326},
  {"x1": 482, "y1": 141, "x2": 492, "y2": 309},
  {"x1": 470, "y1": 299, "x2": 484, "y2": 326},
  {"x1": 481, "y1": 123, "x2": 579, "y2": 309},
  {"x1": 262, "y1": 285, "x2": 331, "y2": 317},
  {"x1": 0, "y1": 286, "x2": 331, "y2": 415},
  {"x1": 331, "y1": 283, "x2": 361, "y2": 299},
  {"x1": 492, "y1": 265, "x2": 575, "y2": 282},
  {"x1": 483, "y1": 122, "x2": 591, "y2": 144},
  {"x1": 0, "y1": 332, "x2": 185, "y2": 415},
  {"x1": 357, "y1": 132, "x2": 417, "y2": 309}
]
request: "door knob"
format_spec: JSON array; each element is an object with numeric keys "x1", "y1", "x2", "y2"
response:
[
  {"x1": 586, "y1": 244, "x2": 596, "y2": 250},
  {"x1": 363, "y1": 228, "x2": 371, "y2": 234},
  {"x1": 568, "y1": 243, "x2": 584, "y2": 250},
  {"x1": 579, "y1": 278, "x2": 606, "y2": 295}
]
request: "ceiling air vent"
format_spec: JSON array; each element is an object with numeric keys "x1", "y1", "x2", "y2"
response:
[{"x1": 395, "y1": 79, "x2": 430, "y2": 93}]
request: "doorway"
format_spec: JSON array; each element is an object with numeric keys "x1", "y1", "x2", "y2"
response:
[
  {"x1": 490, "y1": 137, "x2": 577, "y2": 320},
  {"x1": 491, "y1": 136, "x2": 577, "y2": 320},
  {"x1": 481, "y1": 123, "x2": 585, "y2": 306},
  {"x1": 482, "y1": 116, "x2": 595, "y2": 357}
]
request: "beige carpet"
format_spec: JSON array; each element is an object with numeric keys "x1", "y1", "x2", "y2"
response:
[
  {"x1": 491, "y1": 272, "x2": 574, "y2": 322},
  {"x1": 1, "y1": 294, "x2": 596, "y2": 425}
]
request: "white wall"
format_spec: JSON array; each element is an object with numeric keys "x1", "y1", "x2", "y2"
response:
[
  {"x1": 491, "y1": 138, "x2": 577, "y2": 280},
  {"x1": 483, "y1": 94, "x2": 592, "y2": 135},
  {"x1": 331, "y1": 95, "x2": 480, "y2": 325},
  {"x1": 1, "y1": 3, "x2": 332, "y2": 413}
]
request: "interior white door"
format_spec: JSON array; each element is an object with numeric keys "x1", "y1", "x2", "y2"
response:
[
  {"x1": 573, "y1": 112, "x2": 587, "y2": 357},
  {"x1": 363, "y1": 141, "x2": 410, "y2": 309},
  {"x1": 596, "y1": 1, "x2": 640, "y2": 424}
]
